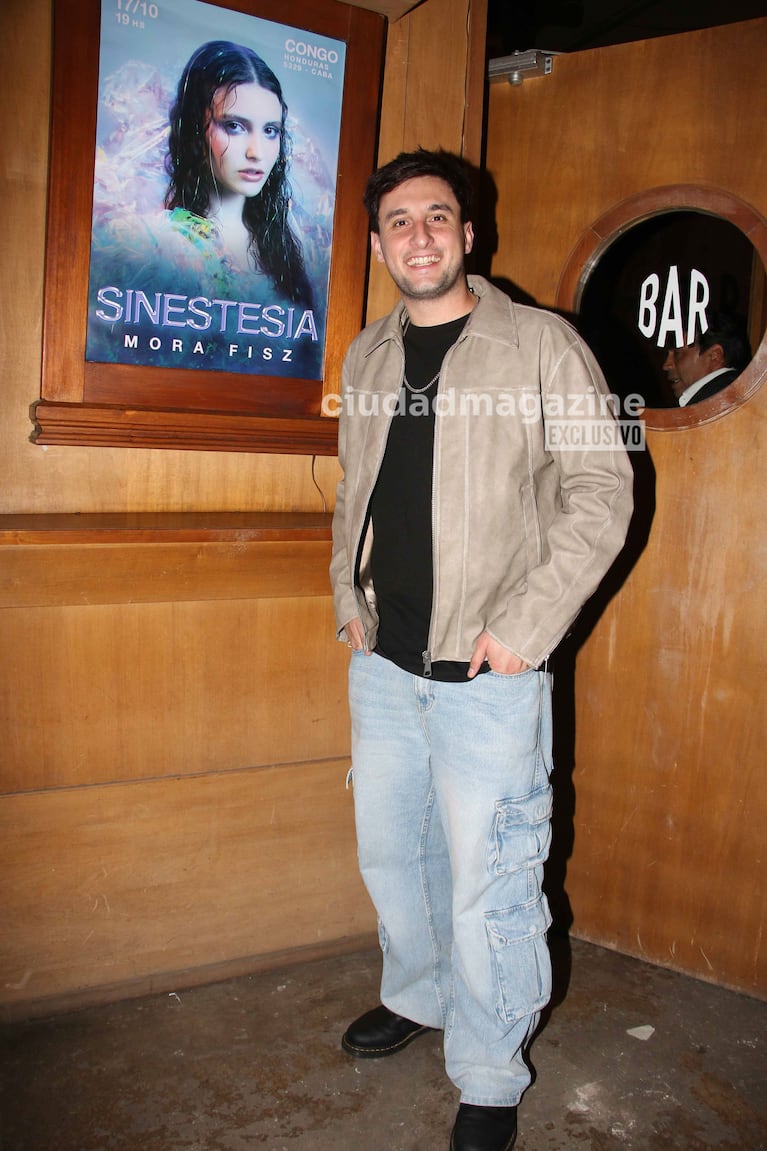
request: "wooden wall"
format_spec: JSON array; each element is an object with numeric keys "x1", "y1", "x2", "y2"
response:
[
  {"x1": 365, "y1": 0, "x2": 487, "y2": 320},
  {"x1": 9, "y1": 0, "x2": 761, "y2": 1017},
  {"x1": 486, "y1": 18, "x2": 766, "y2": 995},
  {"x1": 0, "y1": 0, "x2": 486, "y2": 1018}
]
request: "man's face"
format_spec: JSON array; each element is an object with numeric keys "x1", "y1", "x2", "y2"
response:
[
  {"x1": 662, "y1": 340, "x2": 719, "y2": 399},
  {"x1": 370, "y1": 176, "x2": 474, "y2": 303}
]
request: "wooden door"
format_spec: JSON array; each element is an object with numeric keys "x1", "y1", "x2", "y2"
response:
[{"x1": 485, "y1": 18, "x2": 767, "y2": 994}]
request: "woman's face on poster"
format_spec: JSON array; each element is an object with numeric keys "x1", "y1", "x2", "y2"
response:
[{"x1": 206, "y1": 81, "x2": 283, "y2": 199}]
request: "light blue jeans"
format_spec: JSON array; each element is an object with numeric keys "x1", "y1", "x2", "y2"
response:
[{"x1": 348, "y1": 651, "x2": 554, "y2": 1106}]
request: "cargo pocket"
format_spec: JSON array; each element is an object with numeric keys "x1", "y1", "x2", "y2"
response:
[
  {"x1": 488, "y1": 788, "x2": 553, "y2": 901},
  {"x1": 485, "y1": 896, "x2": 552, "y2": 1023}
]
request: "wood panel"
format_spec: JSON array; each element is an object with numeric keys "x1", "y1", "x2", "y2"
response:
[
  {"x1": 365, "y1": 0, "x2": 487, "y2": 322},
  {"x1": 571, "y1": 393, "x2": 766, "y2": 993},
  {"x1": 0, "y1": 512, "x2": 333, "y2": 545},
  {"x1": 0, "y1": 0, "x2": 488, "y2": 1015},
  {"x1": 486, "y1": 19, "x2": 767, "y2": 308},
  {"x1": 0, "y1": 761, "x2": 375, "y2": 1019},
  {"x1": 486, "y1": 19, "x2": 767, "y2": 994},
  {"x1": 0, "y1": 596, "x2": 349, "y2": 794},
  {"x1": 0, "y1": 540, "x2": 332, "y2": 608}
]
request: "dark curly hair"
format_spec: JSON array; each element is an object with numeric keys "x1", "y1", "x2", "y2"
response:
[
  {"x1": 165, "y1": 40, "x2": 312, "y2": 304},
  {"x1": 363, "y1": 148, "x2": 474, "y2": 233}
]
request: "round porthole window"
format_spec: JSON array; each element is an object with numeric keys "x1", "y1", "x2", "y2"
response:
[{"x1": 556, "y1": 186, "x2": 767, "y2": 430}]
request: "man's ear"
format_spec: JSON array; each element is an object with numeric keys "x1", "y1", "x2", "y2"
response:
[
  {"x1": 370, "y1": 232, "x2": 385, "y2": 263},
  {"x1": 707, "y1": 342, "x2": 726, "y2": 370},
  {"x1": 464, "y1": 221, "x2": 475, "y2": 255}
]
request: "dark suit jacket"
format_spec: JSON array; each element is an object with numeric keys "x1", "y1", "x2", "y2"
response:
[{"x1": 685, "y1": 367, "x2": 740, "y2": 405}]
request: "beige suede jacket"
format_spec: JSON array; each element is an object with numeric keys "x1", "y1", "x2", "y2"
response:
[{"x1": 330, "y1": 275, "x2": 634, "y2": 671}]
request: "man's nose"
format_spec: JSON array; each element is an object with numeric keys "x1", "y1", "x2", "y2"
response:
[
  {"x1": 662, "y1": 349, "x2": 675, "y2": 371},
  {"x1": 411, "y1": 220, "x2": 434, "y2": 245}
]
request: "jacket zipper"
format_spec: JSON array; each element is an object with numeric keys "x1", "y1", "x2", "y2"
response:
[
  {"x1": 421, "y1": 325, "x2": 473, "y2": 678},
  {"x1": 422, "y1": 412, "x2": 439, "y2": 677},
  {"x1": 422, "y1": 367, "x2": 440, "y2": 678}
]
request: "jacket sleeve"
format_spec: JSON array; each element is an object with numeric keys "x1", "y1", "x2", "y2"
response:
[
  {"x1": 329, "y1": 346, "x2": 362, "y2": 641},
  {"x1": 486, "y1": 327, "x2": 634, "y2": 667}
]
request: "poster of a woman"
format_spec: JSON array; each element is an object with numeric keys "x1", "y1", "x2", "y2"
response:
[{"x1": 86, "y1": 0, "x2": 346, "y2": 381}]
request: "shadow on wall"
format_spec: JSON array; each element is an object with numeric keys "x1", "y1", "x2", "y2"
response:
[{"x1": 471, "y1": 162, "x2": 657, "y2": 964}]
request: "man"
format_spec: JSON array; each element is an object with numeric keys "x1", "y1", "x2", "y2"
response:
[
  {"x1": 330, "y1": 149, "x2": 633, "y2": 1151},
  {"x1": 662, "y1": 310, "x2": 751, "y2": 406}
]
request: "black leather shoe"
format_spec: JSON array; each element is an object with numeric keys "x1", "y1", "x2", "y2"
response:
[
  {"x1": 341, "y1": 1004, "x2": 432, "y2": 1058},
  {"x1": 449, "y1": 1103, "x2": 518, "y2": 1151}
]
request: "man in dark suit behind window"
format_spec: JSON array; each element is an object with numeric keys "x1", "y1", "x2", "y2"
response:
[{"x1": 662, "y1": 310, "x2": 752, "y2": 406}]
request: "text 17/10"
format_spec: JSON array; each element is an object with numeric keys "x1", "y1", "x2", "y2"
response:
[{"x1": 116, "y1": 0, "x2": 159, "y2": 19}]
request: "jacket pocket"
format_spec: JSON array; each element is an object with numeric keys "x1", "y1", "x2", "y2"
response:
[{"x1": 520, "y1": 479, "x2": 542, "y2": 573}]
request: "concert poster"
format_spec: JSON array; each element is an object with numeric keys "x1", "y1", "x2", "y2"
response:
[{"x1": 86, "y1": 0, "x2": 346, "y2": 381}]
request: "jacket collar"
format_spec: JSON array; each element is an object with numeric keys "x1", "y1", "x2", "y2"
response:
[{"x1": 363, "y1": 275, "x2": 520, "y2": 357}]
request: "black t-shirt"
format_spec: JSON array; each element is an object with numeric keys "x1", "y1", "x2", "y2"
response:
[{"x1": 368, "y1": 313, "x2": 480, "y2": 681}]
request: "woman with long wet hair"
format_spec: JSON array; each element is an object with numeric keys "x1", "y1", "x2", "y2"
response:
[{"x1": 165, "y1": 39, "x2": 312, "y2": 304}]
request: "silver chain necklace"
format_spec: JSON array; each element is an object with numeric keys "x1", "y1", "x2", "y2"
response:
[
  {"x1": 403, "y1": 368, "x2": 440, "y2": 394},
  {"x1": 401, "y1": 288, "x2": 477, "y2": 395},
  {"x1": 401, "y1": 316, "x2": 446, "y2": 395}
]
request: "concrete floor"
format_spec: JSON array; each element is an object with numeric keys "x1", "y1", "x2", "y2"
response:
[{"x1": 1, "y1": 936, "x2": 765, "y2": 1151}]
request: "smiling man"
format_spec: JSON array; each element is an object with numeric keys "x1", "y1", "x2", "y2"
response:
[
  {"x1": 370, "y1": 176, "x2": 474, "y2": 310},
  {"x1": 330, "y1": 149, "x2": 634, "y2": 1151}
]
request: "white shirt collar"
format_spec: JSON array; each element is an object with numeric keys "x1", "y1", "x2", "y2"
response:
[{"x1": 678, "y1": 367, "x2": 731, "y2": 407}]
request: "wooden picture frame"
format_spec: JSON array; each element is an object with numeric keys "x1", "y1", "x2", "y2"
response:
[{"x1": 32, "y1": 0, "x2": 385, "y2": 454}]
